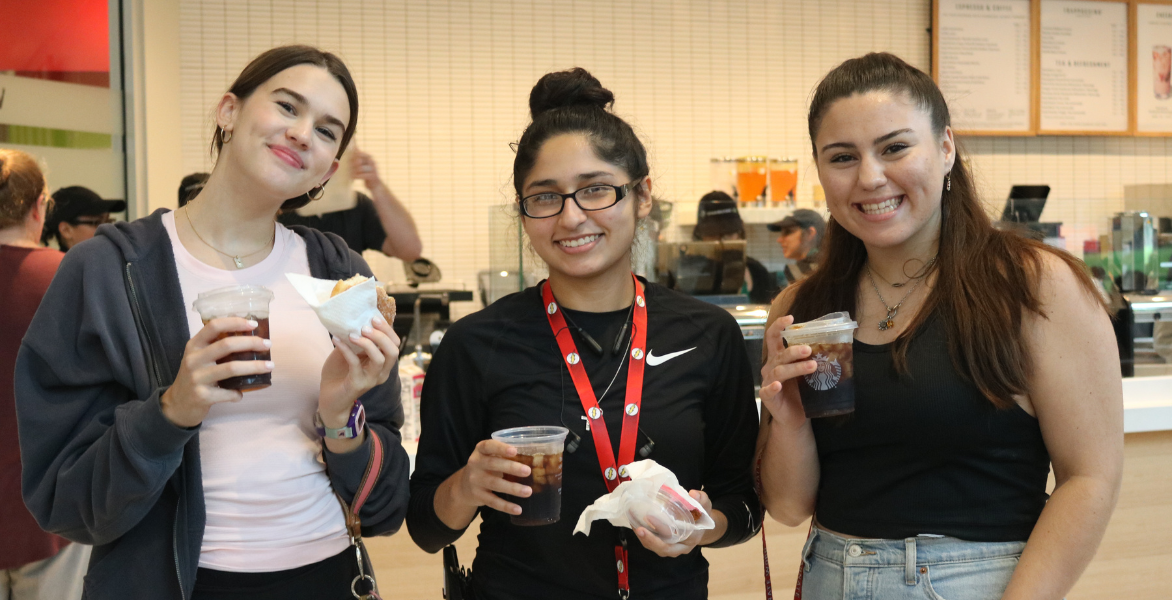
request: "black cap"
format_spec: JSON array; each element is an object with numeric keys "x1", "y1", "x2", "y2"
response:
[
  {"x1": 767, "y1": 208, "x2": 826, "y2": 236},
  {"x1": 693, "y1": 191, "x2": 744, "y2": 240},
  {"x1": 49, "y1": 186, "x2": 126, "y2": 224}
]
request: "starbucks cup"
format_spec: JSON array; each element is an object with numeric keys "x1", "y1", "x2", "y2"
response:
[
  {"x1": 780, "y1": 312, "x2": 858, "y2": 418},
  {"x1": 491, "y1": 426, "x2": 569, "y2": 526},
  {"x1": 192, "y1": 285, "x2": 274, "y2": 392}
]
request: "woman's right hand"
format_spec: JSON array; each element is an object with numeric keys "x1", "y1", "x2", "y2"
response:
[
  {"x1": 759, "y1": 314, "x2": 817, "y2": 431},
  {"x1": 160, "y1": 317, "x2": 274, "y2": 428},
  {"x1": 452, "y1": 440, "x2": 533, "y2": 516}
]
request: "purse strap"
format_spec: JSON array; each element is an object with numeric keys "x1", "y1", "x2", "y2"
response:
[{"x1": 333, "y1": 428, "x2": 386, "y2": 600}]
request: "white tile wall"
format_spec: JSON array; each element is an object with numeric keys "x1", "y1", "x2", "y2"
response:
[{"x1": 179, "y1": 0, "x2": 1172, "y2": 318}]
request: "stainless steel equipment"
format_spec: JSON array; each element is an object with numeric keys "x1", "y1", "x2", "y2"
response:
[
  {"x1": 655, "y1": 240, "x2": 747, "y2": 296},
  {"x1": 1111, "y1": 211, "x2": 1159, "y2": 293},
  {"x1": 1124, "y1": 293, "x2": 1172, "y2": 377}
]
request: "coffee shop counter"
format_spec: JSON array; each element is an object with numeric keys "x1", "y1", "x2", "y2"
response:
[{"x1": 1123, "y1": 375, "x2": 1172, "y2": 433}]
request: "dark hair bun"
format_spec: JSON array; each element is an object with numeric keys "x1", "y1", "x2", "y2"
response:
[{"x1": 529, "y1": 67, "x2": 614, "y2": 119}]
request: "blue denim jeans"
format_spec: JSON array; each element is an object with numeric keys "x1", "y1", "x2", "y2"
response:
[{"x1": 799, "y1": 526, "x2": 1026, "y2": 600}]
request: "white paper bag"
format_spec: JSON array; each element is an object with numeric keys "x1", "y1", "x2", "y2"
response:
[
  {"x1": 285, "y1": 273, "x2": 382, "y2": 341},
  {"x1": 573, "y1": 460, "x2": 715, "y2": 543}
]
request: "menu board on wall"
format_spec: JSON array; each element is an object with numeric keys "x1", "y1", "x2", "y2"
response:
[
  {"x1": 935, "y1": 0, "x2": 1033, "y2": 134},
  {"x1": 1136, "y1": 2, "x2": 1172, "y2": 133},
  {"x1": 1039, "y1": 0, "x2": 1130, "y2": 134}
]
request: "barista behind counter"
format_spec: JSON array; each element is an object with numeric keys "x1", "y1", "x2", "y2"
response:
[
  {"x1": 767, "y1": 208, "x2": 825, "y2": 288},
  {"x1": 693, "y1": 191, "x2": 779, "y2": 304},
  {"x1": 278, "y1": 148, "x2": 423, "y2": 261}
]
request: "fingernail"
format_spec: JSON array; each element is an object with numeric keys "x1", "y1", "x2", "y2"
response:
[
  {"x1": 513, "y1": 506, "x2": 522, "y2": 515},
  {"x1": 262, "y1": 339, "x2": 273, "y2": 348},
  {"x1": 637, "y1": 529, "x2": 645, "y2": 537},
  {"x1": 361, "y1": 326, "x2": 373, "y2": 335},
  {"x1": 373, "y1": 315, "x2": 386, "y2": 325},
  {"x1": 247, "y1": 319, "x2": 258, "y2": 328},
  {"x1": 349, "y1": 332, "x2": 361, "y2": 341},
  {"x1": 523, "y1": 486, "x2": 532, "y2": 496},
  {"x1": 265, "y1": 361, "x2": 275, "y2": 369},
  {"x1": 331, "y1": 336, "x2": 341, "y2": 346}
]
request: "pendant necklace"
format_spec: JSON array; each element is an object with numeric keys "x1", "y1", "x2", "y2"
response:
[
  {"x1": 184, "y1": 204, "x2": 275, "y2": 269},
  {"x1": 865, "y1": 264, "x2": 929, "y2": 331}
]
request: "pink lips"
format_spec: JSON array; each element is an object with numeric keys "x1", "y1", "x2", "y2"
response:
[{"x1": 269, "y1": 145, "x2": 304, "y2": 169}]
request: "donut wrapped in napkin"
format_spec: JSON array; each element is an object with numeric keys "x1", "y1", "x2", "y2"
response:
[
  {"x1": 573, "y1": 460, "x2": 715, "y2": 544},
  {"x1": 285, "y1": 273, "x2": 396, "y2": 341}
]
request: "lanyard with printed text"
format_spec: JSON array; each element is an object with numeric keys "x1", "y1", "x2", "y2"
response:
[{"x1": 541, "y1": 273, "x2": 647, "y2": 599}]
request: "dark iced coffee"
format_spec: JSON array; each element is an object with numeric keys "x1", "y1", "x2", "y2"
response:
[
  {"x1": 193, "y1": 285, "x2": 275, "y2": 393},
  {"x1": 502, "y1": 451, "x2": 564, "y2": 526},
  {"x1": 490, "y1": 426, "x2": 569, "y2": 526},
  {"x1": 781, "y1": 312, "x2": 858, "y2": 419}
]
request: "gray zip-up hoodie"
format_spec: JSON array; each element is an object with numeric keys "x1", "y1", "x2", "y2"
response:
[{"x1": 14, "y1": 209, "x2": 410, "y2": 599}]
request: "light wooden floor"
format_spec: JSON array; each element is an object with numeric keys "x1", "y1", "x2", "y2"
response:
[{"x1": 367, "y1": 431, "x2": 1172, "y2": 599}]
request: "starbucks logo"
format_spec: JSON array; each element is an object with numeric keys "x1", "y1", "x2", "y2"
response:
[{"x1": 803, "y1": 353, "x2": 842, "y2": 391}]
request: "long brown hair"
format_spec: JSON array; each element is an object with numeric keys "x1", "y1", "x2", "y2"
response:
[
  {"x1": 0, "y1": 149, "x2": 46, "y2": 229},
  {"x1": 210, "y1": 45, "x2": 360, "y2": 211},
  {"x1": 790, "y1": 53, "x2": 1104, "y2": 409}
]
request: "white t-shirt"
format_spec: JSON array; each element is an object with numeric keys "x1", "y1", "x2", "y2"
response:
[{"x1": 162, "y1": 211, "x2": 350, "y2": 572}]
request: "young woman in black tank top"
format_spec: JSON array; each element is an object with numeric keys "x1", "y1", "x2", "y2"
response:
[{"x1": 756, "y1": 53, "x2": 1123, "y2": 600}]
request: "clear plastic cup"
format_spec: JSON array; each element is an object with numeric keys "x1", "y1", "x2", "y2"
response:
[
  {"x1": 626, "y1": 485, "x2": 699, "y2": 544},
  {"x1": 192, "y1": 285, "x2": 274, "y2": 392},
  {"x1": 780, "y1": 312, "x2": 858, "y2": 418},
  {"x1": 490, "y1": 426, "x2": 569, "y2": 526}
]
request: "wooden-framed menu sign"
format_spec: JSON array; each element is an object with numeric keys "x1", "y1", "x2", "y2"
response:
[
  {"x1": 1134, "y1": 0, "x2": 1172, "y2": 134},
  {"x1": 933, "y1": 0, "x2": 1035, "y2": 135},
  {"x1": 1037, "y1": 0, "x2": 1132, "y2": 135}
]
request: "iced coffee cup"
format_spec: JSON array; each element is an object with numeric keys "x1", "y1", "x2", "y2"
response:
[
  {"x1": 780, "y1": 312, "x2": 858, "y2": 418},
  {"x1": 192, "y1": 285, "x2": 274, "y2": 392},
  {"x1": 491, "y1": 426, "x2": 569, "y2": 526}
]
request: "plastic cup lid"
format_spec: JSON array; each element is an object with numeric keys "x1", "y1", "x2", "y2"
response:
[
  {"x1": 490, "y1": 426, "x2": 569, "y2": 446},
  {"x1": 780, "y1": 311, "x2": 858, "y2": 340},
  {"x1": 192, "y1": 285, "x2": 274, "y2": 317}
]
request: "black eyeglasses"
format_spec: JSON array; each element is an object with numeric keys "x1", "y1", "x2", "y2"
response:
[
  {"x1": 519, "y1": 182, "x2": 635, "y2": 219},
  {"x1": 70, "y1": 216, "x2": 112, "y2": 227}
]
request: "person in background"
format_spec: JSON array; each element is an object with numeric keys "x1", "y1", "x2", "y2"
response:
[
  {"x1": 15, "y1": 45, "x2": 408, "y2": 600},
  {"x1": 179, "y1": 172, "x2": 210, "y2": 208},
  {"x1": 40, "y1": 185, "x2": 125, "y2": 251},
  {"x1": 692, "y1": 191, "x2": 779, "y2": 304},
  {"x1": 758, "y1": 52, "x2": 1122, "y2": 600},
  {"x1": 766, "y1": 207, "x2": 825, "y2": 287},
  {"x1": 278, "y1": 147, "x2": 423, "y2": 261},
  {"x1": 0, "y1": 149, "x2": 90, "y2": 600},
  {"x1": 408, "y1": 68, "x2": 760, "y2": 600}
]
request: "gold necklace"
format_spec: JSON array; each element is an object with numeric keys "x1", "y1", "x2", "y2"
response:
[
  {"x1": 865, "y1": 265, "x2": 928, "y2": 331},
  {"x1": 183, "y1": 204, "x2": 275, "y2": 269}
]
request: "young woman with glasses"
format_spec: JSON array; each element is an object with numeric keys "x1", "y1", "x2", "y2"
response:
[
  {"x1": 408, "y1": 68, "x2": 761, "y2": 599},
  {"x1": 16, "y1": 46, "x2": 409, "y2": 600}
]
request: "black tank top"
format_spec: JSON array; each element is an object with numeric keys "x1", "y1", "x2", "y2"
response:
[{"x1": 812, "y1": 317, "x2": 1050, "y2": 542}]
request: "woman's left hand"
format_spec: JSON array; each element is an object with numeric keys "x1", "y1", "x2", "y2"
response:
[
  {"x1": 633, "y1": 490, "x2": 714, "y2": 558},
  {"x1": 319, "y1": 315, "x2": 400, "y2": 432}
]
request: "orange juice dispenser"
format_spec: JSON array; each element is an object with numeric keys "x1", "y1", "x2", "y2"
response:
[
  {"x1": 709, "y1": 158, "x2": 736, "y2": 197},
  {"x1": 768, "y1": 158, "x2": 798, "y2": 207},
  {"x1": 736, "y1": 157, "x2": 768, "y2": 207}
]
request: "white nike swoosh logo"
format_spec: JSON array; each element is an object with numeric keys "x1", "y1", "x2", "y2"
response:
[{"x1": 646, "y1": 347, "x2": 696, "y2": 366}]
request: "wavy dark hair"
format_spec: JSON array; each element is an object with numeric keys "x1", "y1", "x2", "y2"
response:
[
  {"x1": 789, "y1": 52, "x2": 1103, "y2": 409},
  {"x1": 210, "y1": 45, "x2": 359, "y2": 211},
  {"x1": 513, "y1": 67, "x2": 649, "y2": 203}
]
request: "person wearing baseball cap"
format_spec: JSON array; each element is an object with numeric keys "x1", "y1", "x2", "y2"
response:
[
  {"x1": 42, "y1": 186, "x2": 126, "y2": 251},
  {"x1": 693, "y1": 191, "x2": 779, "y2": 304},
  {"x1": 767, "y1": 208, "x2": 825, "y2": 286}
]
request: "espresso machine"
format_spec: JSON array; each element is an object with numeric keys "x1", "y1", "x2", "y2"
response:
[{"x1": 1110, "y1": 211, "x2": 1160, "y2": 293}]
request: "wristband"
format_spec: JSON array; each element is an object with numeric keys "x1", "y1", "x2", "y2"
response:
[{"x1": 315, "y1": 402, "x2": 366, "y2": 440}]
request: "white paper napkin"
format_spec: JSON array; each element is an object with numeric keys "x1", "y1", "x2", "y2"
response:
[
  {"x1": 285, "y1": 273, "x2": 382, "y2": 341},
  {"x1": 573, "y1": 460, "x2": 716, "y2": 537}
]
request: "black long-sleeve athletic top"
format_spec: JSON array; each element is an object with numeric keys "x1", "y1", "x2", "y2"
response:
[{"x1": 408, "y1": 279, "x2": 761, "y2": 600}]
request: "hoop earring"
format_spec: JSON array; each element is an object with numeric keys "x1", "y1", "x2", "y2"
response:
[
  {"x1": 219, "y1": 128, "x2": 233, "y2": 145},
  {"x1": 307, "y1": 185, "x2": 325, "y2": 201},
  {"x1": 945, "y1": 174, "x2": 951, "y2": 192}
]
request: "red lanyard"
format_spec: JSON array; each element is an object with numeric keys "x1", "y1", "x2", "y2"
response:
[{"x1": 541, "y1": 273, "x2": 647, "y2": 599}]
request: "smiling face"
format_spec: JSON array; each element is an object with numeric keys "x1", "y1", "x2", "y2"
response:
[
  {"x1": 813, "y1": 90, "x2": 954, "y2": 253},
  {"x1": 520, "y1": 133, "x2": 652, "y2": 284},
  {"x1": 215, "y1": 64, "x2": 348, "y2": 203}
]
